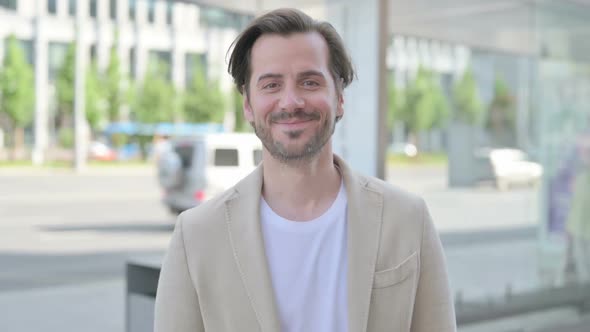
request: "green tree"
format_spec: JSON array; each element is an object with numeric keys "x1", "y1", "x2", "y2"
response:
[
  {"x1": 387, "y1": 75, "x2": 405, "y2": 133},
  {"x1": 486, "y1": 76, "x2": 516, "y2": 146},
  {"x1": 0, "y1": 35, "x2": 35, "y2": 158},
  {"x1": 233, "y1": 88, "x2": 249, "y2": 132},
  {"x1": 132, "y1": 60, "x2": 176, "y2": 124},
  {"x1": 183, "y1": 60, "x2": 225, "y2": 123},
  {"x1": 85, "y1": 60, "x2": 106, "y2": 134},
  {"x1": 131, "y1": 60, "x2": 177, "y2": 159},
  {"x1": 452, "y1": 68, "x2": 483, "y2": 124},
  {"x1": 55, "y1": 43, "x2": 76, "y2": 129},
  {"x1": 398, "y1": 67, "x2": 449, "y2": 147},
  {"x1": 104, "y1": 43, "x2": 125, "y2": 122}
]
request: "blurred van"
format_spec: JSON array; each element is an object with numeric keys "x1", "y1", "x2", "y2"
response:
[{"x1": 157, "y1": 133, "x2": 262, "y2": 214}]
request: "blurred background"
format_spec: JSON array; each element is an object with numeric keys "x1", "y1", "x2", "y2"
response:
[{"x1": 0, "y1": 0, "x2": 589, "y2": 331}]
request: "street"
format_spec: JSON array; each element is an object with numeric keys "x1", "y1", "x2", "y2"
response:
[{"x1": 0, "y1": 165, "x2": 546, "y2": 331}]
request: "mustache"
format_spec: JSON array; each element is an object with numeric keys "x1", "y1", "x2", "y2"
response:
[{"x1": 270, "y1": 110, "x2": 321, "y2": 122}]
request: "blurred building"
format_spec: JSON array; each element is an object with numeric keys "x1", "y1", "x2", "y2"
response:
[{"x1": 0, "y1": 0, "x2": 253, "y2": 157}]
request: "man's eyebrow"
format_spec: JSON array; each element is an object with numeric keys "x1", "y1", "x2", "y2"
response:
[
  {"x1": 298, "y1": 70, "x2": 325, "y2": 79},
  {"x1": 257, "y1": 73, "x2": 283, "y2": 83}
]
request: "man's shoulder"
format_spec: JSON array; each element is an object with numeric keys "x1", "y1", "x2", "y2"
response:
[
  {"x1": 178, "y1": 187, "x2": 237, "y2": 230},
  {"x1": 358, "y1": 173, "x2": 424, "y2": 207}
]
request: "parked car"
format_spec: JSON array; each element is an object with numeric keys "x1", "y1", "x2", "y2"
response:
[
  {"x1": 88, "y1": 141, "x2": 117, "y2": 161},
  {"x1": 388, "y1": 142, "x2": 418, "y2": 157},
  {"x1": 475, "y1": 148, "x2": 543, "y2": 190},
  {"x1": 157, "y1": 133, "x2": 262, "y2": 215}
]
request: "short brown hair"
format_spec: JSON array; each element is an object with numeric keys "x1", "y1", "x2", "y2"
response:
[{"x1": 227, "y1": 8, "x2": 355, "y2": 96}]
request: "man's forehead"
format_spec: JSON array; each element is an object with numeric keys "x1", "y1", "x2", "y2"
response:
[{"x1": 249, "y1": 32, "x2": 330, "y2": 75}]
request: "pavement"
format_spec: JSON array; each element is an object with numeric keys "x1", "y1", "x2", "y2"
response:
[{"x1": 0, "y1": 164, "x2": 571, "y2": 332}]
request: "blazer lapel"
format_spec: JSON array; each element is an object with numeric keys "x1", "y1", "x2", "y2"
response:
[
  {"x1": 224, "y1": 165, "x2": 281, "y2": 332},
  {"x1": 336, "y1": 156, "x2": 384, "y2": 332}
]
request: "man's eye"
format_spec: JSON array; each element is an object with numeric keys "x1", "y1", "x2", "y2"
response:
[
  {"x1": 263, "y1": 82, "x2": 279, "y2": 89},
  {"x1": 302, "y1": 80, "x2": 319, "y2": 87}
]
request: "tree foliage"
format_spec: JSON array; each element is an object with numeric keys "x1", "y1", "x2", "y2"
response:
[
  {"x1": 56, "y1": 43, "x2": 76, "y2": 127},
  {"x1": 131, "y1": 60, "x2": 176, "y2": 124},
  {"x1": 0, "y1": 35, "x2": 35, "y2": 152},
  {"x1": 104, "y1": 44, "x2": 125, "y2": 122},
  {"x1": 85, "y1": 60, "x2": 106, "y2": 133},
  {"x1": 452, "y1": 67, "x2": 483, "y2": 124},
  {"x1": 486, "y1": 76, "x2": 517, "y2": 146},
  {"x1": 397, "y1": 67, "x2": 449, "y2": 143},
  {"x1": 233, "y1": 88, "x2": 249, "y2": 132},
  {"x1": 183, "y1": 60, "x2": 225, "y2": 123}
]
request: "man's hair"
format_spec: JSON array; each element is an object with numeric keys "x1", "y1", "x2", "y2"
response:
[{"x1": 227, "y1": 8, "x2": 355, "y2": 96}]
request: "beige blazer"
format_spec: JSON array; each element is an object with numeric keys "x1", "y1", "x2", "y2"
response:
[{"x1": 155, "y1": 155, "x2": 456, "y2": 332}]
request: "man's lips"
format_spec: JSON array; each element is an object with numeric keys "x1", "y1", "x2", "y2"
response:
[{"x1": 273, "y1": 118, "x2": 314, "y2": 124}]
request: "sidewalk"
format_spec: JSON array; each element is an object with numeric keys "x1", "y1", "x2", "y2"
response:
[
  {"x1": 0, "y1": 279, "x2": 124, "y2": 332},
  {"x1": 0, "y1": 229, "x2": 542, "y2": 332},
  {"x1": 0, "y1": 164, "x2": 155, "y2": 176}
]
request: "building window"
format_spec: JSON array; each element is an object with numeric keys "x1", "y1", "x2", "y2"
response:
[
  {"x1": 129, "y1": 47, "x2": 136, "y2": 79},
  {"x1": 0, "y1": 0, "x2": 17, "y2": 10},
  {"x1": 128, "y1": 0, "x2": 136, "y2": 21},
  {"x1": 147, "y1": 0, "x2": 155, "y2": 23},
  {"x1": 109, "y1": 0, "x2": 117, "y2": 20},
  {"x1": 48, "y1": 42, "x2": 69, "y2": 82},
  {"x1": 68, "y1": 0, "x2": 76, "y2": 16},
  {"x1": 90, "y1": 45, "x2": 97, "y2": 62},
  {"x1": 47, "y1": 0, "x2": 57, "y2": 14},
  {"x1": 89, "y1": 0, "x2": 97, "y2": 18},
  {"x1": 185, "y1": 53, "x2": 207, "y2": 88},
  {"x1": 148, "y1": 50, "x2": 172, "y2": 80},
  {"x1": 4, "y1": 38, "x2": 35, "y2": 66},
  {"x1": 166, "y1": 1, "x2": 173, "y2": 25},
  {"x1": 199, "y1": 6, "x2": 252, "y2": 30}
]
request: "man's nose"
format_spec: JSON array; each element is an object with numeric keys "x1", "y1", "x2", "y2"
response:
[{"x1": 278, "y1": 85, "x2": 305, "y2": 111}]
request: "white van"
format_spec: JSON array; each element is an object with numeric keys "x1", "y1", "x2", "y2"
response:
[{"x1": 157, "y1": 133, "x2": 262, "y2": 214}]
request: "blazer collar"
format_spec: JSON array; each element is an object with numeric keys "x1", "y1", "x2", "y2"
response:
[{"x1": 225, "y1": 155, "x2": 383, "y2": 332}]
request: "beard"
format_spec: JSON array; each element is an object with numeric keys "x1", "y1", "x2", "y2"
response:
[{"x1": 251, "y1": 109, "x2": 337, "y2": 164}]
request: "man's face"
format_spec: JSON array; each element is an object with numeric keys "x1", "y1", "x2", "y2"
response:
[{"x1": 243, "y1": 32, "x2": 344, "y2": 163}]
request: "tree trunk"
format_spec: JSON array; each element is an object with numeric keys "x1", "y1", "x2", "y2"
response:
[{"x1": 12, "y1": 127, "x2": 25, "y2": 161}]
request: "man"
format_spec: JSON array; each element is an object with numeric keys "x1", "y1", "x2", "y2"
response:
[{"x1": 155, "y1": 8, "x2": 456, "y2": 332}]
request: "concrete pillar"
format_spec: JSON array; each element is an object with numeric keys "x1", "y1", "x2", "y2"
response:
[
  {"x1": 57, "y1": 0, "x2": 68, "y2": 18},
  {"x1": 329, "y1": 0, "x2": 389, "y2": 179},
  {"x1": 517, "y1": 56, "x2": 531, "y2": 149},
  {"x1": 155, "y1": 0, "x2": 166, "y2": 27},
  {"x1": 74, "y1": 0, "x2": 89, "y2": 172},
  {"x1": 32, "y1": 7, "x2": 49, "y2": 165},
  {"x1": 135, "y1": 0, "x2": 147, "y2": 25},
  {"x1": 171, "y1": 29, "x2": 185, "y2": 89},
  {"x1": 116, "y1": 0, "x2": 128, "y2": 23},
  {"x1": 97, "y1": 0, "x2": 108, "y2": 21},
  {"x1": 135, "y1": 29, "x2": 147, "y2": 80}
]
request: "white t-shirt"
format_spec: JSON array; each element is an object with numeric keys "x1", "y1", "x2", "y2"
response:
[{"x1": 260, "y1": 183, "x2": 348, "y2": 332}]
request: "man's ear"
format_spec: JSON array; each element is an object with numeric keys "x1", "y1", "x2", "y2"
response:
[{"x1": 336, "y1": 92, "x2": 344, "y2": 120}]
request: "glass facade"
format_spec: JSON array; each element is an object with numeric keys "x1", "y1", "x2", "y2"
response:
[
  {"x1": 199, "y1": 6, "x2": 253, "y2": 30},
  {"x1": 110, "y1": 0, "x2": 117, "y2": 20},
  {"x1": 47, "y1": 0, "x2": 57, "y2": 14},
  {"x1": 89, "y1": 0, "x2": 97, "y2": 18},
  {"x1": 533, "y1": 1, "x2": 590, "y2": 285},
  {"x1": 166, "y1": 0, "x2": 173, "y2": 25},
  {"x1": 147, "y1": 0, "x2": 155, "y2": 23},
  {"x1": 0, "y1": 0, "x2": 16, "y2": 11},
  {"x1": 68, "y1": 0, "x2": 76, "y2": 17},
  {"x1": 128, "y1": 0, "x2": 136, "y2": 21}
]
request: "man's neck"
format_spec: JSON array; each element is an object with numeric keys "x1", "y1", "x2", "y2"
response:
[{"x1": 261, "y1": 147, "x2": 342, "y2": 222}]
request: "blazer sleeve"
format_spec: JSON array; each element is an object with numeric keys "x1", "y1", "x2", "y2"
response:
[
  {"x1": 410, "y1": 199, "x2": 457, "y2": 332},
  {"x1": 154, "y1": 213, "x2": 205, "y2": 332}
]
